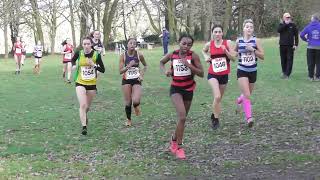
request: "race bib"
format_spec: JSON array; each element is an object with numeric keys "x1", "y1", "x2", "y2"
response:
[
  {"x1": 172, "y1": 59, "x2": 191, "y2": 76},
  {"x1": 241, "y1": 52, "x2": 256, "y2": 66},
  {"x1": 95, "y1": 46, "x2": 102, "y2": 52},
  {"x1": 36, "y1": 51, "x2": 42, "y2": 57},
  {"x1": 212, "y1": 57, "x2": 227, "y2": 73},
  {"x1": 15, "y1": 48, "x2": 21, "y2": 54},
  {"x1": 81, "y1": 66, "x2": 96, "y2": 81},
  {"x1": 65, "y1": 53, "x2": 72, "y2": 59},
  {"x1": 125, "y1": 67, "x2": 140, "y2": 80}
]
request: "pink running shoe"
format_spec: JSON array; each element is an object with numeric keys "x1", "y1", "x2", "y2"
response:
[
  {"x1": 170, "y1": 140, "x2": 178, "y2": 154},
  {"x1": 175, "y1": 148, "x2": 186, "y2": 159}
]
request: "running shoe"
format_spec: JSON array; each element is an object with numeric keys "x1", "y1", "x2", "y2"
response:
[
  {"x1": 81, "y1": 127, "x2": 87, "y2": 135},
  {"x1": 169, "y1": 140, "x2": 178, "y2": 154},
  {"x1": 175, "y1": 148, "x2": 186, "y2": 159},
  {"x1": 247, "y1": 118, "x2": 254, "y2": 128},
  {"x1": 211, "y1": 118, "x2": 220, "y2": 130},
  {"x1": 125, "y1": 119, "x2": 132, "y2": 127}
]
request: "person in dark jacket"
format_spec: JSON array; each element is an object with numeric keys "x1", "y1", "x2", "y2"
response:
[
  {"x1": 277, "y1": 13, "x2": 299, "y2": 79},
  {"x1": 300, "y1": 13, "x2": 320, "y2": 81},
  {"x1": 159, "y1": 27, "x2": 170, "y2": 55}
]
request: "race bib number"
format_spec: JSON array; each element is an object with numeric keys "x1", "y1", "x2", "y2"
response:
[
  {"x1": 212, "y1": 57, "x2": 227, "y2": 73},
  {"x1": 95, "y1": 46, "x2": 102, "y2": 52},
  {"x1": 36, "y1": 51, "x2": 42, "y2": 57},
  {"x1": 173, "y1": 59, "x2": 191, "y2": 76},
  {"x1": 241, "y1": 52, "x2": 256, "y2": 66},
  {"x1": 125, "y1": 67, "x2": 140, "y2": 80},
  {"x1": 16, "y1": 48, "x2": 21, "y2": 54},
  {"x1": 65, "y1": 53, "x2": 72, "y2": 59},
  {"x1": 81, "y1": 66, "x2": 96, "y2": 81}
]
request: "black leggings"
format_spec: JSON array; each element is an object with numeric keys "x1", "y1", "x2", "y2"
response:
[{"x1": 307, "y1": 48, "x2": 320, "y2": 78}]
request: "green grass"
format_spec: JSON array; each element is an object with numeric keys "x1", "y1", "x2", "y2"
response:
[{"x1": 0, "y1": 38, "x2": 319, "y2": 179}]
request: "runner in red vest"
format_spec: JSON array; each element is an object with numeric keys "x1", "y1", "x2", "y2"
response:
[
  {"x1": 160, "y1": 34, "x2": 204, "y2": 159},
  {"x1": 202, "y1": 25, "x2": 236, "y2": 129},
  {"x1": 13, "y1": 36, "x2": 23, "y2": 74},
  {"x1": 61, "y1": 38, "x2": 74, "y2": 83}
]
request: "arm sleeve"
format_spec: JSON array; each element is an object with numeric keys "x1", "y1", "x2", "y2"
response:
[
  {"x1": 294, "y1": 24, "x2": 299, "y2": 46},
  {"x1": 300, "y1": 27, "x2": 308, "y2": 42},
  {"x1": 277, "y1": 23, "x2": 287, "y2": 33},
  {"x1": 95, "y1": 54, "x2": 105, "y2": 73},
  {"x1": 71, "y1": 51, "x2": 80, "y2": 66}
]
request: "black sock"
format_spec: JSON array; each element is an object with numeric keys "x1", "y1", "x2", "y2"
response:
[
  {"x1": 133, "y1": 103, "x2": 140, "y2": 108},
  {"x1": 125, "y1": 105, "x2": 132, "y2": 120},
  {"x1": 82, "y1": 126, "x2": 87, "y2": 129}
]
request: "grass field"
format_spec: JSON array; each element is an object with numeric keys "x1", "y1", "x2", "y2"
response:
[{"x1": 0, "y1": 38, "x2": 319, "y2": 179}]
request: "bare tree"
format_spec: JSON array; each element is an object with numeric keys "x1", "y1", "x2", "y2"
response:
[
  {"x1": 67, "y1": 0, "x2": 77, "y2": 47},
  {"x1": 102, "y1": 0, "x2": 119, "y2": 47},
  {"x1": 30, "y1": 0, "x2": 45, "y2": 48},
  {"x1": 0, "y1": 0, "x2": 11, "y2": 58},
  {"x1": 41, "y1": 0, "x2": 68, "y2": 54},
  {"x1": 142, "y1": 0, "x2": 161, "y2": 34}
]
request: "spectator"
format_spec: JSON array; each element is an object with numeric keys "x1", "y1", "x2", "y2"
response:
[{"x1": 277, "y1": 12, "x2": 299, "y2": 79}]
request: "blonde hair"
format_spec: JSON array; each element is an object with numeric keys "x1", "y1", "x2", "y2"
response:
[{"x1": 243, "y1": 19, "x2": 254, "y2": 28}]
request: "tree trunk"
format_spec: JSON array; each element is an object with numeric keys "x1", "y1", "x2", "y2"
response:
[
  {"x1": 68, "y1": 0, "x2": 77, "y2": 47},
  {"x1": 3, "y1": 0, "x2": 9, "y2": 58},
  {"x1": 238, "y1": 0, "x2": 244, "y2": 33},
  {"x1": 102, "y1": 0, "x2": 119, "y2": 47},
  {"x1": 9, "y1": 1, "x2": 19, "y2": 50},
  {"x1": 50, "y1": 0, "x2": 57, "y2": 55},
  {"x1": 223, "y1": 0, "x2": 232, "y2": 34},
  {"x1": 96, "y1": 0, "x2": 101, "y2": 31},
  {"x1": 4, "y1": 23, "x2": 9, "y2": 58},
  {"x1": 186, "y1": 0, "x2": 194, "y2": 36},
  {"x1": 200, "y1": 12, "x2": 207, "y2": 40},
  {"x1": 122, "y1": 0, "x2": 127, "y2": 41},
  {"x1": 141, "y1": 0, "x2": 160, "y2": 34},
  {"x1": 30, "y1": 0, "x2": 44, "y2": 49},
  {"x1": 166, "y1": 0, "x2": 178, "y2": 42},
  {"x1": 80, "y1": 0, "x2": 89, "y2": 42},
  {"x1": 91, "y1": 0, "x2": 96, "y2": 30}
]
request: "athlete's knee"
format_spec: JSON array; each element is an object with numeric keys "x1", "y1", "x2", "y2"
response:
[
  {"x1": 80, "y1": 103, "x2": 88, "y2": 110},
  {"x1": 214, "y1": 94, "x2": 222, "y2": 103},
  {"x1": 125, "y1": 101, "x2": 132, "y2": 107}
]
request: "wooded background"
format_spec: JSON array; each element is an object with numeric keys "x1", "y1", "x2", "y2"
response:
[{"x1": 0, "y1": 0, "x2": 319, "y2": 56}]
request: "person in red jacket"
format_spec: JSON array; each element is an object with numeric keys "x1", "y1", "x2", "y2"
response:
[
  {"x1": 13, "y1": 36, "x2": 23, "y2": 74},
  {"x1": 202, "y1": 25, "x2": 236, "y2": 129},
  {"x1": 160, "y1": 34, "x2": 204, "y2": 160},
  {"x1": 61, "y1": 38, "x2": 74, "y2": 83}
]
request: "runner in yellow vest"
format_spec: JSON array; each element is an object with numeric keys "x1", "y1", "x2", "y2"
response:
[{"x1": 71, "y1": 37, "x2": 105, "y2": 135}]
